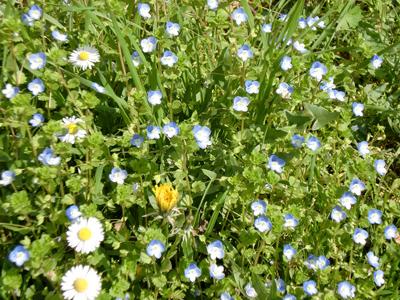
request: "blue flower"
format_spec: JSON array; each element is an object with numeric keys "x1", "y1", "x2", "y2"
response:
[
  {"x1": 375, "y1": 159, "x2": 387, "y2": 176},
  {"x1": 65, "y1": 205, "x2": 82, "y2": 222},
  {"x1": 146, "y1": 239, "x2": 165, "y2": 259},
  {"x1": 254, "y1": 216, "x2": 272, "y2": 233},
  {"x1": 331, "y1": 205, "x2": 346, "y2": 222},
  {"x1": 320, "y1": 77, "x2": 336, "y2": 91},
  {"x1": 293, "y1": 40, "x2": 307, "y2": 53},
  {"x1": 92, "y1": 82, "x2": 106, "y2": 93},
  {"x1": 220, "y1": 293, "x2": 234, "y2": 300},
  {"x1": 373, "y1": 270, "x2": 384, "y2": 287},
  {"x1": 283, "y1": 244, "x2": 296, "y2": 260},
  {"x1": 147, "y1": 125, "x2": 162, "y2": 139},
  {"x1": 184, "y1": 263, "x2": 201, "y2": 282},
  {"x1": 28, "y1": 4, "x2": 42, "y2": 20},
  {"x1": 283, "y1": 295, "x2": 297, "y2": 300},
  {"x1": 268, "y1": 154, "x2": 285, "y2": 173},
  {"x1": 306, "y1": 16, "x2": 318, "y2": 30},
  {"x1": 250, "y1": 200, "x2": 267, "y2": 216},
  {"x1": 231, "y1": 8, "x2": 248, "y2": 25},
  {"x1": 280, "y1": 56, "x2": 292, "y2": 71},
  {"x1": 141, "y1": 37, "x2": 157, "y2": 52},
  {"x1": 334, "y1": 90, "x2": 346, "y2": 102},
  {"x1": 314, "y1": 16, "x2": 326, "y2": 28},
  {"x1": 368, "y1": 209, "x2": 382, "y2": 224},
  {"x1": 0, "y1": 170, "x2": 15, "y2": 186},
  {"x1": 317, "y1": 255, "x2": 330, "y2": 270},
  {"x1": 133, "y1": 183, "x2": 139, "y2": 193},
  {"x1": 130, "y1": 134, "x2": 144, "y2": 148},
  {"x1": 384, "y1": 225, "x2": 397, "y2": 240},
  {"x1": 340, "y1": 192, "x2": 357, "y2": 210},
  {"x1": 280, "y1": 14, "x2": 288, "y2": 21},
  {"x1": 207, "y1": 240, "x2": 224, "y2": 260},
  {"x1": 305, "y1": 254, "x2": 318, "y2": 270},
  {"x1": 245, "y1": 81, "x2": 260, "y2": 94},
  {"x1": 337, "y1": 281, "x2": 356, "y2": 299},
  {"x1": 262, "y1": 24, "x2": 272, "y2": 33},
  {"x1": 131, "y1": 51, "x2": 143, "y2": 67},
  {"x1": 21, "y1": 14, "x2": 34, "y2": 26},
  {"x1": 276, "y1": 279, "x2": 285, "y2": 292},
  {"x1": 233, "y1": 96, "x2": 250, "y2": 112},
  {"x1": 370, "y1": 55, "x2": 383, "y2": 68},
  {"x1": 29, "y1": 113, "x2": 44, "y2": 127},
  {"x1": 367, "y1": 251, "x2": 380, "y2": 268},
  {"x1": 193, "y1": 125, "x2": 212, "y2": 149},
  {"x1": 163, "y1": 121, "x2": 180, "y2": 138},
  {"x1": 303, "y1": 280, "x2": 318, "y2": 296},
  {"x1": 245, "y1": 283, "x2": 258, "y2": 298},
  {"x1": 283, "y1": 36, "x2": 292, "y2": 46},
  {"x1": 38, "y1": 148, "x2": 54, "y2": 163},
  {"x1": 28, "y1": 78, "x2": 45, "y2": 96},
  {"x1": 209, "y1": 263, "x2": 225, "y2": 279},
  {"x1": 2, "y1": 83, "x2": 19, "y2": 99},
  {"x1": 161, "y1": 51, "x2": 178, "y2": 67},
  {"x1": 109, "y1": 167, "x2": 128, "y2": 184},
  {"x1": 298, "y1": 17, "x2": 307, "y2": 28},
  {"x1": 357, "y1": 141, "x2": 370, "y2": 156},
  {"x1": 44, "y1": 152, "x2": 61, "y2": 166},
  {"x1": 265, "y1": 182, "x2": 272, "y2": 189},
  {"x1": 306, "y1": 136, "x2": 321, "y2": 151},
  {"x1": 291, "y1": 134, "x2": 305, "y2": 148},
  {"x1": 352, "y1": 102, "x2": 364, "y2": 116},
  {"x1": 147, "y1": 90, "x2": 162, "y2": 105},
  {"x1": 207, "y1": 0, "x2": 219, "y2": 10},
  {"x1": 283, "y1": 213, "x2": 298, "y2": 228},
  {"x1": 166, "y1": 21, "x2": 180, "y2": 36},
  {"x1": 237, "y1": 45, "x2": 253, "y2": 61},
  {"x1": 349, "y1": 179, "x2": 365, "y2": 196},
  {"x1": 138, "y1": 3, "x2": 151, "y2": 18},
  {"x1": 275, "y1": 82, "x2": 293, "y2": 98},
  {"x1": 309, "y1": 61, "x2": 327, "y2": 81},
  {"x1": 8, "y1": 245, "x2": 30, "y2": 266},
  {"x1": 51, "y1": 31, "x2": 68, "y2": 42},
  {"x1": 353, "y1": 228, "x2": 368, "y2": 245},
  {"x1": 28, "y1": 52, "x2": 47, "y2": 70},
  {"x1": 352, "y1": 125, "x2": 359, "y2": 131}
]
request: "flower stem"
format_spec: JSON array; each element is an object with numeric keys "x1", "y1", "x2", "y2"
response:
[{"x1": 254, "y1": 238, "x2": 267, "y2": 267}]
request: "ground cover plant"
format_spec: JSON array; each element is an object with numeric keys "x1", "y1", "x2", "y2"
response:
[{"x1": 1, "y1": 0, "x2": 400, "y2": 299}]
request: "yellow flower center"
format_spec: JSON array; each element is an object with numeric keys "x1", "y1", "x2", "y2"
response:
[
  {"x1": 153, "y1": 183, "x2": 179, "y2": 212},
  {"x1": 66, "y1": 123, "x2": 78, "y2": 134},
  {"x1": 79, "y1": 51, "x2": 89, "y2": 61},
  {"x1": 78, "y1": 227, "x2": 92, "y2": 241},
  {"x1": 74, "y1": 278, "x2": 88, "y2": 292}
]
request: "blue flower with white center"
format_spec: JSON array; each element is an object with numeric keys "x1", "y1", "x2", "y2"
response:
[
  {"x1": 268, "y1": 154, "x2": 285, "y2": 173},
  {"x1": 320, "y1": 77, "x2": 336, "y2": 91},
  {"x1": 245, "y1": 283, "x2": 258, "y2": 298},
  {"x1": 374, "y1": 270, "x2": 385, "y2": 287},
  {"x1": 163, "y1": 121, "x2": 180, "y2": 138},
  {"x1": 184, "y1": 263, "x2": 201, "y2": 282},
  {"x1": 349, "y1": 179, "x2": 365, "y2": 196},
  {"x1": 27, "y1": 78, "x2": 45, "y2": 96},
  {"x1": 207, "y1": 0, "x2": 219, "y2": 10},
  {"x1": 306, "y1": 136, "x2": 321, "y2": 151},
  {"x1": 306, "y1": 16, "x2": 318, "y2": 30},
  {"x1": 283, "y1": 244, "x2": 296, "y2": 260},
  {"x1": 109, "y1": 167, "x2": 128, "y2": 185},
  {"x1": 147, "y1": 90, "x2": 162, "y2": 105},
  {"x1": 334, "y1": 90, "x2": 346, "y2": 102},
  {"x1": 298, "y1": 17, "x2": 307, "y2": 28},
  {"x1": 293, "y1": 40, "x2": 307, "y2": 53},
  {"x1": 375, "y1": 159, "x2": 387, "y2": 176},
  {"x1": 384, "y1": 225, "x2": 397, "y2": 240},
  {"x1": 231, "y1": 8, "x2": 248, "y2": 25},
  {"x1": 305, "y1": 254, "x2": 318, "y2": 270},
  {"x1": 276, "y1": 82, "x2": 293, "y2": 98},
  {"x1": 146, "y1": 239, "x2": 165, "y2": 259},
  {"x1": 283, "y1": 214, "x2": 298, "y2": 228},
  {"x1": 28, "y1": 4, "x2": 42, "y2": 20},
  {"x1": 245, "y1": 80, "x2": 260, "y2": 94},
  {"x1": 283, "y1": 295, "x2": 297, "y2": 300},
  {"x1": 262, "y1": 24, "x2": 272, "y2": 33},
  {"x1": 250, "y1": 200, "x2": 267, "y2": 216},
  {"x1": 131, "y1": 51, "x2": 142, "y2": 67},
  {"x1": 166, "y1": 21, "x2": 180, "y2": 36},
  {"x1": 147, "y1": 125, "x2": 161, "y2": 140},
  {"x1": 280, "y1": 14, "x2": 288, "y2": 21},
  {"x1": 2, "y1": 83, "x2": 19, "y2": 99},
  {"x1": 44, "y1": 152, "x2": 62, "y2": 166},
  {"x1": 52, "y1": 31, "x2": 68, "y2": 42},
  {"x1": 276, "y1": 279, "x2": 285, "y2": 292},
  {"x1": 291, "y1": 135, "x2": 305, "y2": 148},
  {"x1": 370, "y1": 55, "x2": 383, "y2": 68},
  {"x1": 92, "y1": 82, "x2": 105, "y2": 93},
  {"x1": 209, "y1": 263, "x2": 225, "y2": 280},
  {"x1": 254, "y1": 216, "x2": 272, "y2": 233},
  {"x1": 0, "y1": 170, "x2": 15, "y2": 186},
  {"x1": 280, "y1": 56, "x2": 292, "y2": 71},
  {"x1": 237, "y1": 45, "x2": 253, "y2": 61},
  {"x1": 367, "y1": 251, "x2": 380, "y2": 268},
  {"x1": 130, "y1": 134, "x2": 144, "y2": 148},
  {"x1": 207, "y1": 240, "x2": 225, "y2": 260},
  {"x1": 8, "y1": 245, "x2": 30, "y2": 267},
  {"x1": 138, "y1": 3, "x2": 151, "y2": 18},
  {"x1": 309, "y1": 61, "x2": 327, "y2": 81},
  {"x1": 317, "y1": 255, "x2": 330, "y2": 270},
  {"x1": 141, "y1": 37, "x2": 157, "y2": 52},
  {"x1": 29, "y1": 113, "x2": 44, "y2": 127},
  {"x1": 314, "y1": 16, "x2": 326, "y2": 28},
  {"x1": 368, "y1": 209, "x2": 382, "y2": 224},
  {"x1": 38, "y1": 148, "x2": 53, "y2": 163},
  {"x1": 193, "y1": 125, "x2": 212, "y2": 149},
  {"x1": 353, "y1": 228, "x2": 368, "y2": 245},
  {"x1": 220, "y1": 293, "x2": 234, "y2": 300},
  {"x1": 161, "y1": 51, "x2": 178, "y2": 67},
  {"x1": 133, "y1": 183, "x2": 139, "y2": 193},
  {"x1": 21, "y1": 14, "x2": 34, "y2": 26},
  {"x1": 282, "y1": 36, "x2": 292, "y2": 46},
  {"x1": 65, "y1": 205, "x2": 83, "y2": 222},
  {"x1": 331, "y1": 205, "x2": 346, "y2": 222},
  {"x1": 352, "y1": 125, "x2": 359, "y2": 131},
  {"x1": 28, "y1": 52, "x2": 47, "y2": 70},
  {"x1": 352, "y1": 102, "x2": 364, "y2": 116},
  {"x1": 340, "y1": 192, "x2": 357, "y2": 210},
  {"x1": 303, "y1": 280, "x2": 318, "y2": 296},
  {"x1": 233, "y1": 96, "x2": 250, "y2": 112},
  {"x1": 338, "y1": 281, "x2": 356, "y2": 299},
  {"x1": 357, "y1": 141, "x2": 370, "y2": 156}
]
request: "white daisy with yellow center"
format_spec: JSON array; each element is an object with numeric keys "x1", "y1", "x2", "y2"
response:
[
  {"x1": 61, "y1": 265, "x2": 101, "y2": 300},
  {"x1": 58, "y1": 116, "x2": 86, "y2": 144},
  {"x1": 66, "y1": 217, "x2": 104, "y2": 254},
  {"x1": 69, "y1": 45, "x2": 100, "y2": 70}
]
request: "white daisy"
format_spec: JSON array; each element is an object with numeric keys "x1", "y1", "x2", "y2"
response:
[
  {"x1": 69, "y1": 45, "x2": 100, "y2": 70},
  {"x1": 61, "y1": 265, "x2": 101, "y2": 300},
  {"x1": 58, "y1": 116, "x2": 86, "y2": 144},
  {"x1": 66, "y1": 217, "x2": 104, "y2": 254}
]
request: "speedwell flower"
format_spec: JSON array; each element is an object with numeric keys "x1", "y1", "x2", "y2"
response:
[
  {"x1": 367, "y1": 251, "x2": 380, "y2": 268},
  {"x1": 338, "y1": 281, "x2": 356, "y2": 299},
  {"x1": 141, "y1": 37, "x2": 157, "y2": 52},
  {"x1": 153, "y1": 183, "x2": 179, "y2": 212},
  {"x1": 29, "y1": 113, "x2": 44, "y2": 127},
  {"x1": 283, "y1": 214, "x2": 299, "y2": 228},
  {"x1": 245, "y1": 81, "x2": 260, "y2": 94},
  {"x1": 305, "y1": 254, "x2": 318, "y2": 270},
  {"x1": 233, "y1": 96, "x2": 250, "y2": 112},
  {"x1": 52, "y1": 31, "x2": 68, "y2": 42},
  {"x1": 8, "y1": 245, "x2": 30, "y2": 266},
  {"x1": 384, "y1": 225, "x2": 397, "y2": 240},
  {"x1": 38, "y1": 148, "x2": 53, "y2": 164},
  {"x1": 276, "y1": 82, "x2": 293, "y2": 98},
  {"x1": 207, "y1": 240, "x2": 225, "y2": 260},
  {"x1": 207, "y1": 0, "x2": 219, "y2": 10},
  {"x1": 185, "y1": 263, "x2": 201, "y2": 282},
  {"x1": 317, "y1": 255, "x2": 330, "y2": 270},
  {"x1": 44, "y1": 152, "x2": 61, "y2": 166},
  {"x1": 298, "y1": 17, "x2": 307, "y2": 28},
  {"x1": 368, "y1": 209, "x2": 382, "y2": 224},
  {"x1": 166, "y1": 21, "x2": 180, "y2": 36},
  {"x1": 57, "y1": 116, "x2": 86, "y2": 144},
  {"x1": 210, "y1": 263, "x2": 225, "y2": 280},
  {"x1": 250, "y1": 200, "x2": 267, "y2": 216},
  {"x1": 28, "y1": 52, "x2": 47, "y2": 70},
  {"x1": 0, "y1": 170, "x2": 15, "y2": 186},
  {"x1": 109, "y1": 168, "x2": 127, "y2": 184},
  {"x1": 92, "y1": 82, "x2": 105, "y2": 93},
  {"x1": 375, "y1": 159, "x2": 387, "y2": 176},
  {"x1": 220, "y1": 293, "x2": 234, "y2": 300},
  {"x1": 245, "y1": 282, "x2": 258, "y2": 298},
  {"x1": 293, "y1": 40, "x2": 307, "y2": 53},
  {"x1": 340, "y1": 192, "x2": 357, "y2": 210},
  {"x1": 309, "y1": 61, "x2": 327, "y2": 81},
  {"x1": 374, "y1": 270, "x2": 384, "y2": 287},
  {"x1": 320, "y1": 77, "x2": 336, "y2": 91},
  {"x1": 163, "y1": 122, "x2": 180, "y2": 138},
  {"x1": 66, "y1": 217, "x2": 104, "y2": 254},
  {"x1": 69, "y1": 45, "x2": 100, "y2": 70},
  {"x1": 147, "y1": 90, "x2": 162, "y2": 105},
  {"x1": 262, "y1": 23, "x2": 272, "y2": 33},
  {"x1": 280, "y1": 56, "x2": 292, "y2": 71},
  {"x1": 291, "y1": 134, "x2": 305, "y2": 148},
  {"x1": 147, "y1": 125, "x2": 161, "y2": 140},
  {"x1": 283, "y1": 244, "x2": 296, "y2": 260},
  {"x1": 237, "y1": 45, "x2": 253, "y2": 61},
  {"x1": 353, "y1": 228, "x2": 368, "y2": 245},
  {"x1": 130, "y1": 134, "x2": 144, "y2": 148},
  {"x1": 349, "y1": 179, "x2": 365, "y2": 196},
  {"x1": 232, "y1": 8, "x2": 248, "y2": 25},
  {"x1": 146, "y1": 239, "x2": 165, "y2": 259},
  {"x1": 283, "y1": 295, "x2": 296, "y2": 300},
  {"x1": 2, "y1": 83, "x2": 19, "y2": 99},
  {"x1": 254, "y1": 216, "x2": 272, "y2": 233},
  {"x1": 331, "y1": 205, "x2": 346, "y2": 222},
  {"x1": 370, "y1": 55, "x2": 383, "y2": 68},
  {"x1": 276, "y1": 279, "x2": 285, "y2": 292},
  {"x1": 138, "y1": 3, "x2": 151, "y2": 18},
  {"x1": 357, "y1": 141, "x2": 370, "y2": 156},
  {"x1": 268, "y1": 154, "x2": 285, "y2": 173},
  {"x1": 131, "y1": 51, "x2": 142, "y2": 66},
  {"x1": 306, "y1": 136, "x2": 321, "y2": 151},
  {"x1": 352, "y1": 102, "x2": 364, "y2": 116},
  {"x1": 28, "y1": 78, "x2": 45, "y2": 95},
  {"x1": 28, "y1": 4, "x2": 42, "y2": 19},
  {"x1": 66, "y1": 205, "x2": 83, "y2": 222},
  {"x1": 61, "y1": 265, "x2": 102, "y2": 300},
  {"x1": 193, "y1": 125, "x2": 212, "y2": 149},
  {"x1": 161, "y1": 51, "x2": 178, "y2": 67},
  {"x1": 306, "y1": 16, "x2": 318, "y2": 30},
  {"x1": 303, "y1": 280, "x2": 317, "y2": 296}
]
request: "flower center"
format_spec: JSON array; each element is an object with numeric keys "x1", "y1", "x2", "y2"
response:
[
  {"x1": 74, "y1": 278, "x2": 88, "y2": 292},
  {"x1": 79, "y1": 51, "x2": 89, "y2": 61},
  {"x1": 66, "y1": 123, "x2": 78, "y2": 134},
  {"x1": 78, "y1": 227, "x2": 92, "y2": 241}
]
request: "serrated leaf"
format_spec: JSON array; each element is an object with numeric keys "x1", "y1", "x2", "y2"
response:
[{"x1": 304, "y1": 102, "x2": 340, "y2": 130}]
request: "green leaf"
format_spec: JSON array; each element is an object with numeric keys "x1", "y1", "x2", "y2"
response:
[
  {"x1": 283, "y1": 110, "x2": 312, "y2": 126},
  {"x1": 202, "y1": 169, "x2": 217, "y2": 180},
  {"x1": 342, "y1": 6, "x2": 363, "y2": 29},
  {"x1": 304, "y1": 102, "x2": 340, "y2": 130},
  {"x1": 251, "y1": 273, "x2": 269, "y2": 299}
]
